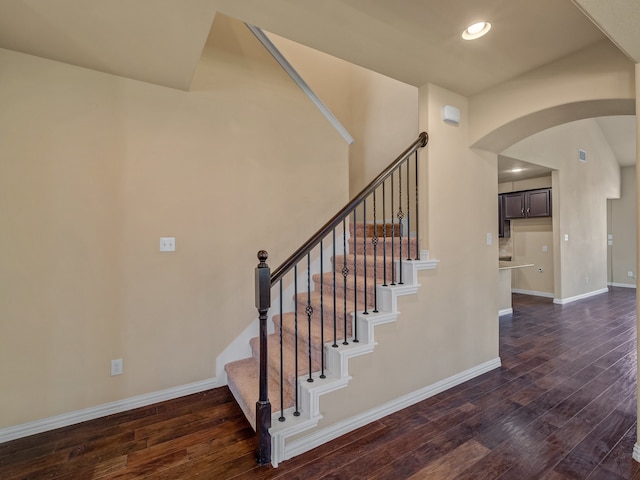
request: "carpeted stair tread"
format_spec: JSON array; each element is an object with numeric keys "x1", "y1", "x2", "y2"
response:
[
  {"x1": 273, "y1": 307, "x2": 357, "y2": 354},
  {"x1": 350, "y1": 222, "x2": 401, "y2": 238},
  {"x1": 335, "y1": 254, "x2": 398, "y2": 281},
  {"x1": 250, "y1": 334, "x2": 321, "y2": 385},
  {"x1": 312, "y1": 272, "x2": 379, "y2": 305},
  {"x1": 295, "y1": 291, "x2": 364, "y2": 326},
  {"x1": 225, "y1": 357, "x2": 295, "y2": 429},
  {"x1": 349, "y1": 236, "x2": 418, "y2": 256}
]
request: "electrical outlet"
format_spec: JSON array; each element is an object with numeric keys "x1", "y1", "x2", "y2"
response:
[
  {"x1": 159, "y1": 237, "x2": 176, "y2": 252},
  {"x1": 628, "y1": 271, "x2": 634, "y2": 278},
  {"x1": 111, "y1": 358, "x2": 123, "y2": 376}
]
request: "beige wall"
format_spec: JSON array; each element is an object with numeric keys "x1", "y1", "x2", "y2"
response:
[
  {"x1": 608, "y1": 166, "x2": 637, "y2": 286},
  {"x1": 0, "y1": 14, "x2": 350, "y2": 428},
  {"x1": 269, "y1": 34, "x2": 419, "y2": 198},
  {"x1": 504, "y1": 119, "x2": 620, "y2": 300},
  {"x1": 510, "y1": 218, "x2": 554, "y2": 295}
]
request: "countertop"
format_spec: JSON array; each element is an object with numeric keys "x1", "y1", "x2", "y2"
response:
[{"x1": 499, "y1": 261, "x2": 535, "y2": 270}]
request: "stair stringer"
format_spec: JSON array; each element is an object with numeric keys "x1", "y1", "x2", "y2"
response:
[{"x1": 269, "y1": 253, "x2": 438, "y2": 467}]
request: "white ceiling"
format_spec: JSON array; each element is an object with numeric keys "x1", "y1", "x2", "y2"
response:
[
  {"x1": 573, "y1": 0, "x2": 640, "y2": 62},
  {"x1": 0, "y1": 0, "x2": 637, "y2": 172},
  {"x1": 0, "y1": 0, "x2": 218, "y2": 90},
  {"x1": 0, "y1": 0, "x2": 615, "y2": 95},
  {"x1": 209, "y1": 0, "x2": 609, "y2": 96},
  {"x1": 497, "y1": 156, "x2": 556, "y2": 184}
]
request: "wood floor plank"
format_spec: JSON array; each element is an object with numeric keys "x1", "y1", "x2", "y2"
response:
[
  {"x1": 551, "y1": 409, "x2": 636, "y2": 479},
  {"x1": 594, "y1": 423, "x2": 640, "y2": 479},
  {"x1": 406, "y1": 439, "x2": 490, "y2": 479}
]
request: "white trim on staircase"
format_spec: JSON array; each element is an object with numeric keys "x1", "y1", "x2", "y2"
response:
[
  {"x1": 633, "y1": 442, "x2": 640, "y2": 462},
  {"x1": 0, "y1": 377, "x2": 217, "y2": 444},
  {"x1": 553, "y1": 288, "x2": 609, "y2": 305},
  {"x1": 283, "y1": 357, "x2": 501, "y2": 463},
  {"x1": 245, "y1": 23, "x2": 354, "y2": 145},
  {"x1": 267, "y1": 257, "x2": 440, "y2": 466}
]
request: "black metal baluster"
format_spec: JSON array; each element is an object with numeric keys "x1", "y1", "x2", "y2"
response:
[
  {"x1": 306, "y1": 253, "x2": 313, "y2": 383},
  {"x1": 362, "y1": 201, "x2": 368, "y2": 319},
  {"x1": 406, "y1": 159, "x2": 411, "y2": 260},
  {"x1": 383, "y1": 180, "x2": 388, "y2": 286},
  {"x1": 353, "y1": 211, "x2": 359, "y2": 343},
  {"x1": 398, "y1": 166, "x2": 404, "y2": 285},
  {"x1": 390, "y1": 172, "x2": 396, "y2": 286},
  {"x1": 352, "y1": 212, "x2": 357, "y2": 342},
  {"x1": 278, "y1": 280, "x2": 285, "y2": 422},
  {"x1": 342, "y1": 218, "x2": 349, "y2": 345},
  {"x1": 320, "y1": 240, "x2": 326, "y2": 378},
  {"x1": 293, "y1": 264, "x2": 300, "y2": 417},
  {"x1": 415, "y1": 151, "x2": 420, "y2": 260},
  {"x1": 332, "y1": 229, "x2": 338, "y2": 348},
  {"x1": 373, "y1": 190, "x2": 379, "y2": 312}
]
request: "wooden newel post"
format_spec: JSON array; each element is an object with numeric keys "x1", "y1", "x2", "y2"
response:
[{"x1": 255, "y1": 250, "x2": 272, "y2": 465}]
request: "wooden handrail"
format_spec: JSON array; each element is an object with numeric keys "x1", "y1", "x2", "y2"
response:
[{"x1": 270, "y1": 131, "x2": 428, "y2": 285}]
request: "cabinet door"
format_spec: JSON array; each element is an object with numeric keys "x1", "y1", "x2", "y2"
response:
[
  {"x1": 503, "y1": 192, "x2": 525, "y2": 219},
  {"x1": 498, "y1": 195, "x2": 504, "y2": 237},
  {"x1": 498, "y1": 195, "x2": 510, "y2": 238},
  {"x1": 526, "y1": 189, "x2": 551, "y2": 217}
]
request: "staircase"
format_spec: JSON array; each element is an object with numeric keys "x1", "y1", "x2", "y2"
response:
[
  {"x1": 225, "y1": 132, "x2": 432, "y2": 466},
  {"x1": 226, "y1": 229, "x2": 437, "y2": 465}
]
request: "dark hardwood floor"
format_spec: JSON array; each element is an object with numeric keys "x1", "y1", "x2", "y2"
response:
[{"x1": 1, "y1": 287, "x2": 637, "y2": 479}]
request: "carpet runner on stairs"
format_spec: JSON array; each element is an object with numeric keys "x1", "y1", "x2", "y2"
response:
[{"x1": 225, "y1": 223, "x2": 413, "y2": 427}]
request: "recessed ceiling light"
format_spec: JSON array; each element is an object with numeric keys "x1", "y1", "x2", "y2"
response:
[
  {"x1": 462, "y1": 21, "x2": 491, "y2": 40},
  {"x1": 510, "y1": 168, "x2": 524, "y2": 173}
]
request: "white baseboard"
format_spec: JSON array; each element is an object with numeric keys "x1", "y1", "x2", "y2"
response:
[
  {"x1": 633, "y1": 443, "x2": 640, "y2": 462},
  {"x1": 283, "y1": 357, "x2": 501, "y2": 462},
  {"x1": 0, "y1": 377, "x2": 217, "y2": 444},
  {"x1": 498, "y1": 308, "x2": 513, "y2": 316},
  {"x1": 553, "y1": 288, "x2": 609, "y2": 305},
  {"x1": 608, "y1": 282, "x2": 636, "y2": 289},
  {"x1": 511, "y1": 289, "x2": 554, "y2": 298}
]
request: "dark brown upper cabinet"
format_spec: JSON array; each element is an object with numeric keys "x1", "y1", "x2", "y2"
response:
[{"x1": 503, "y1": 188, "x2": 551, "y2": 220}]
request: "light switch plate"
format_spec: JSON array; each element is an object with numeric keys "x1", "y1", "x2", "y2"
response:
[{"x1": 111, "y1": 358, "x2": 123, "y2": 376}]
